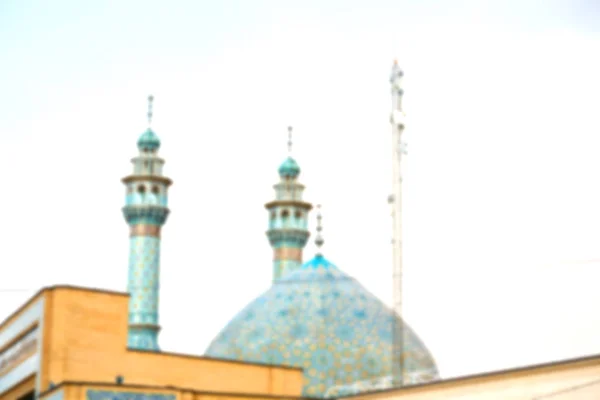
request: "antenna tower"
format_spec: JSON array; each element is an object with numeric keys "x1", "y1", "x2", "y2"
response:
[{"x1": 389, "y1": 60, "x2": 407, "y2": 387}]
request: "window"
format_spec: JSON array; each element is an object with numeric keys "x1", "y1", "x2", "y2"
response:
[
  {"x1": 17, "y1": 391, "x2": 35, "y2": 400},
  {"x1": 281, "y1": 209, "x2": 289, "y2": 218},
  {"x1": 151, "y1": 185, "x2": 160, "y2": 195},
  {"x1": 270, "y1": 211, "x2": 276, "y2": 220},
  {"x1": 295, "y1": 210, "x2": 303, "y2": 219},
  {"x1": 137, "y1": 185, "x2": 146, "y2": 194}
]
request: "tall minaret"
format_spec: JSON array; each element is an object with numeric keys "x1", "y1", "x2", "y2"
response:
[
  {"x1": 389, "y1": 60, "x2": 407, "y2": 386},
  {"x1": 121, "y1": 95, "x2": 172, "y2": 351},
  {"x1": 265, "y1": 127, "x2": 313, "y2": 282}
]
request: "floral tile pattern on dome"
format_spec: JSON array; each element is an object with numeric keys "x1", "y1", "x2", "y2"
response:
[{"x1": 205, "y1": 253, "x2": 439, "y2": 398}]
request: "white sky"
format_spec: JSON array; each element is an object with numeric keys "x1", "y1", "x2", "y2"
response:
[{"x1": 1, "y1": 0, "x2": 600, "y2": 380}]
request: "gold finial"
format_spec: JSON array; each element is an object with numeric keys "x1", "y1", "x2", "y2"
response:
[
  {"x1": 315, "y1": 204, "x2": 324, "y2": 250},
  {"x1": 287, "y1": 126, "x2": 293, "y2": 153},
  {"x1": 147, "y1": 95, "x2": 154, "y2": 127}
]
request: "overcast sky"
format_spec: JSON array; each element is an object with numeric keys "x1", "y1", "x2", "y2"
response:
[{"x1": 1, "y1": 0, "x2": 600, "y2": 379}]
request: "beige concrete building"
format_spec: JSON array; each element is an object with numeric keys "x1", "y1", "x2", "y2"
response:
[{"x1": 343, "y1": 355, "x2": 600, "y2": 399}]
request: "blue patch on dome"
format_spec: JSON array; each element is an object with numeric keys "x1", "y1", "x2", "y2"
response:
[
  {"x1": 335, "y1": 325, "x2": 355, "y2": 341},
  {"x1": 290, "y1": 323, "x2": 308, "y2": 339},
  {"x1": 362, "y1": 354, "x2": 384, "y2": 375},
  {"x1": 204, "y1": 253, "x2": 439, "y2": 397},
  {"x1": 312, "y1": 349, "x2": 335, "y2": 368}
]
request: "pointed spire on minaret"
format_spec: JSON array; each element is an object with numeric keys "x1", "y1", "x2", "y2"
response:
[
  {"x1": 390, "y1": 61, "x2": 405, "y2": 121},
  {"x1": 315, "y1": 204, "x2": 324, "y2": 253},
  {"x1": 147, "y1": 95, "x2": 154, "y2": 127},
  {"x1": 390, "y1": 60, "x2": 403, "y2": 86},
  {"x1": 287, "y1": 126, "x2": 293, "y2": 154},
  {"x1": 137, "y1": 95, "x2": 160, "y2": 152}
]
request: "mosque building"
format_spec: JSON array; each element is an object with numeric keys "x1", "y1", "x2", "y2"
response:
[
  {"x1": 2, "y1": 62, "x2": 600, "y2": 400},
  {"x1": 203, "y1": 127, "x2": 439, "y2": 396}
]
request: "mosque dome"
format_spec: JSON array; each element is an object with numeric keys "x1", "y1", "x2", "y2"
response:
[
  {"x1": 278, "y1": 156, "x2": 300, "y2": 179},
  {"x1": 137, "y1": 128, "x2": 161, "y2": 151},
  {"x1": 204, "y1": 253, "x2": 439, "y2": 397}
]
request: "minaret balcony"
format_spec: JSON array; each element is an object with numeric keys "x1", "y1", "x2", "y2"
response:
[
  {"x1": 267, "y1": 229, "x2": 310, "y2": 247},
  {"x1": 123, "y1": 205, "x2": 170, "y2": 226},
  {"x1": 264, "y1": 200, "x2": 313, "y2": 210}
]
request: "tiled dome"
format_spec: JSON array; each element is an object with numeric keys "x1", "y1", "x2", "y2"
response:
[
  {"x1": 137, "y1": 128, "x2": 161, "y2": 151},
  {"x1": 278, "y1": 156, "x2": 300, "y2": 179},
  {"x1": 204, "y1": 254, "x2": 439, "y2": 397}
]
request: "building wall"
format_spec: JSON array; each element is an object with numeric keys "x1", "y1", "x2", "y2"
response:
[
  {"x1": 345, "y1": 358, "x2": 600, "y2": 400},
  {"x1": 40, "y1": 382, "x2": 308, "y2": 400},
  {"x1": 0, "y1": 292, "x2": 45, "y2": 398},
  {"x1": 38, "y1": 287, "x2": 303, "y2": 397},
  {"x1": 40, "y1": 287, "x2": 128, "y2": 391},
  {"x1": 0, "y1": 376, "x2": 35, "y2": 400},
  {"x1": 56, "y1": 385, "x2": 177, "y2": 400}
]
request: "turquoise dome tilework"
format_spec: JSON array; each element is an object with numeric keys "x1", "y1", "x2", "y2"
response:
[
  {"x1": 127, "y1": 236, "x2": 161, "y2": 350},
  {"x1": 87, "y1": 390, "x2": 175, "y2": 400},
  {"x1": 278, "y1": 156, "x2": 300, "y2": 178},
  {"x1": 137, "y1": 128, "x2": 161, "y2": 151},
  {"x1": 205, "y1": 254, "x2": 439, "y2": 397}
]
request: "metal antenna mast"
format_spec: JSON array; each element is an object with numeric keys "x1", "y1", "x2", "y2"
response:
[{"x1": 388, "y1": 59, "x2": 407, "y2": 387}]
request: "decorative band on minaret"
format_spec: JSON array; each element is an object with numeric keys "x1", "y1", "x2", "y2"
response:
[
  {"x1": 121, "y1": 95, "x2": 172, "y2": 351},
  {"x1": 265, "y1": 127, "x2": 312, "y2": 281}
]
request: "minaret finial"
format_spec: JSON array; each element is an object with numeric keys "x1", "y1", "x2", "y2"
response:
[
  {"x1": 315, "y1": 204, "x2": 324, "y2": 252},
  {"x1": 287, "y1": 126, "x2": 293, "y2": 154},
  {"x1": 390, "y1": 60, "x2": 404, "y2": 98},
  {"x1": 147, "y1": 95, "x2": 154, "y2": 127}
]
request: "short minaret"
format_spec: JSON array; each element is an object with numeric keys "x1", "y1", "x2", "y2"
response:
[
  {"x1": 265, "y1": 127, "x2": 313, "y2": 282},
  {"x1": 389, "y1": 60, "x2": 407, "y2": 386},
  {"x1": 121, "y1": 95, "x2": 172, "y2": 351}
]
